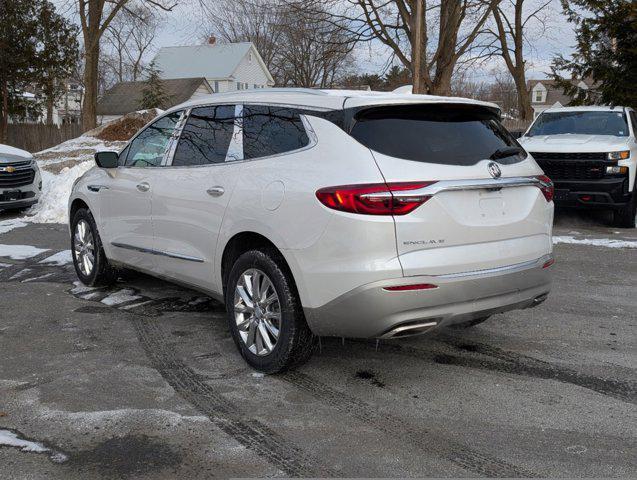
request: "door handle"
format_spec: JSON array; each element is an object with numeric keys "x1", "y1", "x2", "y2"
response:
[
  {"x1": 207, "y1": 186, "x2": 225, "y2": 197},
  {"x1": 136, "y1": 182, "x2": 150, "y2": 192}
]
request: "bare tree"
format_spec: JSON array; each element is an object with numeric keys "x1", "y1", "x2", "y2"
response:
[
  {"x1": 203, "y1": 0, "x2": 356, "y2": 87},
  {"x1": 290, "y1": 0, "x2": 503, "y2": 95},
  {"x1": 487, "y1": 0, "x2": 552, "y2": 120},
  {"x1": 76, "y1": 0, "x2": 175, "y2": 131},
  {"x1": 103, "y1": 6, "x2": 160, "y2": 86}
]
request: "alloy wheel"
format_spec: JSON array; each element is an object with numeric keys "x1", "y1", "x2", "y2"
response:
[
  {"x1": 74, "y1": 219, "x2": 95, "y2": 276},
  {"x1": 233, "y1": 268, "x2": 281, "y2": 356}
]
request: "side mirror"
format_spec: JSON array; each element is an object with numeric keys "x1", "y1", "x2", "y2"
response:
[{"x1": 94, "y1": 151, "x2": 119, "y2": 168}]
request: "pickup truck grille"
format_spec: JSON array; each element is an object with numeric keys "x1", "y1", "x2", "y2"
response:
[
  {"x1": 0, "y1": 161, "x2": 36, "y2": 188},
  {"x1": 529, "y1": 152, "x2": 608, "y2": 180},
  {"x1": 530, "y1": 152, "x2": 607, "y2": 161}
]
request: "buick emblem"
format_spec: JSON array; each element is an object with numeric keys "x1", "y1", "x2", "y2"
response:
[{"x1": 487, "y1": 162, "x2": 501, "y2": 179}]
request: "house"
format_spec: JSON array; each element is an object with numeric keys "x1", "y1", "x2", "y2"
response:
[
  {"x1": 96, "y1": 77, "x2": 213, "y2": 124},
  {"x1": 527, "y1": 78, "x2": 597, "y2": 118},
  {"x1": 151, "y1": 39, "x2": 275, "y2": 93},
  {"x1": 10, "y1": 81, "x2": 83, "y2": 125}
]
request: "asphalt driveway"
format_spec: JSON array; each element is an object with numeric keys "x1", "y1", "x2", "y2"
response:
[{"x1": 0, "y1": 208, "x2": 635, "y2": 478}]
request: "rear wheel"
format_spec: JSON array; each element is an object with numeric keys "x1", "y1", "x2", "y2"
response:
[
  {"x1": 225, "y1": 249, "x2": 315, "y2": 373},
  {"x1": 612, "y1": 190, "x2": 636, "y2": 228},
  {"x1": 71, "y1": 208, "x2": 115, "y2": 286},
  {"x1": 448, "y1": 316, "x2": 490, "y2": 329}
]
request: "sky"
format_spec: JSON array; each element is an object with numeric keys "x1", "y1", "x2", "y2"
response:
[{"x1": 54, "y1": 0, "x2": 577, "y2": 83}]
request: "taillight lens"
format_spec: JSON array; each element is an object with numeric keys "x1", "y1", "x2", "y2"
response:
[
  {"x1": 383, "y1": 283, "x2": 438, "y2": 291},
  {"x1": 536, "y1": 175, "x2": 554, "y2": 202},
  {"x1": 315, "y1": 182, "x2": 436, "y2": 215}
]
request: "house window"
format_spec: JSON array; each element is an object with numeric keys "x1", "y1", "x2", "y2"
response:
[
  {"x1": 236, "y1": 82, "x2": 241, "y2": 90},
  {"x1": 214, "y1": 81, "x2": 219, "y2": 93},
  {"x1": 534, "y1": 90, "x2": 543, "y2": 103},
  {"x1": 248, "y1": 52, "x2": 253, "y2": 63}
]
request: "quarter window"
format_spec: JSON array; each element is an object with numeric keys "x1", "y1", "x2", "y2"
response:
[
  {"x1": 172, "y1": 105, "x2": 237, "y2": 166},
  {"x1": 123, "y1": 112, "x2": 182, "y2": 167},
  {"x1": 242, "y1": 105, "x2": 310, "y2": 159}
]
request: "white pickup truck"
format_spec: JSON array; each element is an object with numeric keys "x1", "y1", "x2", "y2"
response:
[{"x1": 519, "y1": 106, "x2": 637, "y2": 228}]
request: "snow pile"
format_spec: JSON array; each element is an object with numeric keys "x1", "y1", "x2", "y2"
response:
[
  {"x1": 0, "y1": 429, "x2": 68, "y2": 463},
  {"x1": 553, "y1": 235, "x2": 637, "y2": 249},
  {"x1": 28, "y1": 160, "x2": 95, "y2": 224},
  {"x1": 0, "y1": 218, "x2": 27, "y2": 234},
  {"x1": 0, "y1": 244, "x2": 49, "y2": 259},
  {"x1": 86, "y1": 109, "x2": 162, "y2": 141}
]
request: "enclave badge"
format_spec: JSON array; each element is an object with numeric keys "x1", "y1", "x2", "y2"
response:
[{"x1": 487, "y1": 161, "x2": 502, "y2": 179}]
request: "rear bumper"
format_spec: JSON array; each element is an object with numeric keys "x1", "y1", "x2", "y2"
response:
[
  {"x1": 304, "y1": 255, "x2": 553, "y2": 338},
  {"x1": 553, "y1": 177, "x2": 632, "y2": 208}
]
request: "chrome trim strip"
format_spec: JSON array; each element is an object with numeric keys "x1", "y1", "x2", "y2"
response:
[
  {"x1": 87, "y1": 184, "x2": 109, "y2": 192},
  {"x1": 435, "y1": 255, "x2": 551, "y2": 279},
  {"x1": 380, "y1": 321, "x2": 438, "y2": 339},
  {"x1": 111, "y1": 242, "x2": 204, "y2": 263},
  {"x1": 361, "y1": 177, "x2": 541, "y2": 200}
]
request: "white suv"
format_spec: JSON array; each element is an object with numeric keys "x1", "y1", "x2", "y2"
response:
[
  {"x1": 69, "y1": 89, "x2": 554, "y2": 372},
  {"x1": 0, "y1": 144, "x2": 42, "y2": 211}
]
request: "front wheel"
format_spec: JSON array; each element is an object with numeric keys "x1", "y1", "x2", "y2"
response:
[
  {"x1": 612, "y1": 190, "x2": 636, "y2": 228},
  {"x1": 71, "y1": 208, "x2": 115, "y2": 286},
  {"x1": 225, "y1": 249, "x2": 316, "y2": 373}
]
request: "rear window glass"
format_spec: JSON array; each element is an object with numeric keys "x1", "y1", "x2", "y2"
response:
[
  {"x1": 243, "y1": 105, "x2": 309, "y2": 159},
  {"x1": 527, "y1": 110, "x2": 629, "y2": 137},
  {"x1": 350, "y1": 105, "x2": 524, "y2": 165}
]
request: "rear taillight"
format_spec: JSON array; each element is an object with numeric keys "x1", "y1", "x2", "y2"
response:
[
  {"x1": 535, "y1": 175, "x2": 554, "y2": 202},
  {"x1": 315, "y1": 182, "x2": 436, "y2": 215}
]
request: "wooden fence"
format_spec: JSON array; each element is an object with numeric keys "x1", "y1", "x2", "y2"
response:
[{"x1": 6, "y1": 123, "x2": 84, "y2": 153}]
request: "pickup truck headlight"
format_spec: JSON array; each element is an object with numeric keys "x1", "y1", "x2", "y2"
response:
[
  {"x1": 607, "y1": 151, "x2": 630, "y2": 160},
  {"x1": 606, "y1": 165, "x2": 629, "y2": 174}
]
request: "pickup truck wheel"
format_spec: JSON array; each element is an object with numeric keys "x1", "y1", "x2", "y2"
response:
[
  {"x1": 225, "y1": 249, "x2": 316, "y2": 373},
  {"x1": 71, "y1": 208, "x2": 116, "y2": 287},
  {"x1": 612, "y1": 190, "x2": 636, "y2": 228},
  {"x1": 448, "y1": 316, "x2": 490, "y2": 329}
]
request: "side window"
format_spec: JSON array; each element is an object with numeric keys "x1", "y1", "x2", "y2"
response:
[
  {"x1": 123, "y1": 112, "x2": 182, "y2": 167},
  {"x1": 242, "y1": 105, "x2": 310, "y2": 160},
  {"x1": 172, "y1": 105, "x2": 237, "y2": 166}
]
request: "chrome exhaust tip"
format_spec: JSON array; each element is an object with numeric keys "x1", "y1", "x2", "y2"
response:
[
  {"x1": 380, "y1": 320, "x2": 438, "y2": 339},
  {"x1": 531, "y1": 293, "x2": 549, "y2": 307}
]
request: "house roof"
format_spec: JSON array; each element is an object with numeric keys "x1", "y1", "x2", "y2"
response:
[
  {"x1": 97, "y1": 77, "x2": 212, "y2": 115},
  {"x1": 527, "y1": 78, "x2": 596, "y2": 107},
  {"x1": 152, "y1": 42, "x2": 274, "y2": 84},
  {"x1": 164, "y1": 88, "x2": 500, "y2": 115}
]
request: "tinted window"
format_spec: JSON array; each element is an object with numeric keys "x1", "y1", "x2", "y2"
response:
[
  {"x1": 123, "y1": 112, "x2": 181, "y2": 167},
  {"x1": 527, "y1": 110, "x2": 629, "y2": 137},
  {"x1": 172, "y1": 105, "x2": 237, "y2": 166},
  {"x1": 243, "y1": 105, "x2": 309, "y2": 159},
  {"x1": 350, "y1": 104, "x2": 523, "y2": 166},
  {"x1": 630, "y1": 111, "x2": 637, "y2": 134}
]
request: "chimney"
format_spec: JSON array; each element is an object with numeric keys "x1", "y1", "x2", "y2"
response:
[{"x1": 208, "y1": 36, "x2": 216, "y2": 45}]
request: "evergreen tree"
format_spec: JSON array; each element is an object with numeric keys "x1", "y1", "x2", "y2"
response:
[
  {"x1": 551, "y1": 0, "x2": 637, "y2": 106},
  {"x1": 139, "y1": 62, "x2": 171, "y2": 110}
]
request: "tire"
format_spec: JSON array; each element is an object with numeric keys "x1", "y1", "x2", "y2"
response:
[
  {"x1": 71, "y1": 207, "x2": 116, "y2": 287},
  {"x1": 225, "y1": 248, "x2": 316, "y2": 373},
  {"x1": 612, "y1": 190, "x2": 636, "y2": 228},
  {"x1": 448, "y1": 316, "x2": 490, "y2": 329}
]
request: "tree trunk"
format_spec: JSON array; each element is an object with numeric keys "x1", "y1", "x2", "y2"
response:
[
  {"x1": 411, "y1": 0, "x2": 425, "y2": 94},
  {"x1": 46, "y1": 79, "x2": 54, "y2": 125},
  {"x1": 513, "y1": 69, "x2": 533, "y2": 121},
  {"x1": 0, "y1": 80, "x2": 8, "y2": 144},
  {"x1": 82, "y1": 42, "x2": 99, "y2": 131}
]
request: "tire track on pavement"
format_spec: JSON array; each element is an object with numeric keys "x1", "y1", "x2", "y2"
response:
[
  {"x1": 132, "y1": 317, "x2": 336, "y2": 478},
  {"x1": 280, "y1": 370, "x2": 538, "y2": 478},
  {"x1": 358, "y1": 337, "x2": 636, "y2": 404}
]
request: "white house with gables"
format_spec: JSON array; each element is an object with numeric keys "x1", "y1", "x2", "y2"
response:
[
  {"x1": 151, "y1": 39, "x2": 274, "y2": 93},
  {"x1": 527, "y1": 78, "x2": 596, "y2": 118}
]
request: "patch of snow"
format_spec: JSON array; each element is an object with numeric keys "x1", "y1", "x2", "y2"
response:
[
  {"x1": 10, "y1": 268, "x2": 33, "y2": 280},
  {"x1": 251, "y1": 372, "x2": 265, "y2": 378},
  {"x1": 22, "y1": 272, "x2": 55, "y2": 282},
  {"x1": 553, "y1": 235, "x2": 637, "y2": 249},
  {"x1": 0, "y1": 429, "x2": 68, "y2": 463},
  {"x1": 26, "y1": 161, "x2": 94, "y2": 224},
  {"x1": 0, "y1": 244, "x2": 48, "y2": 260},
  {"x1": 100, "y1": 289, "x2": 142, "y2": 306},
  {"x1": 0, "y1": 219, "x2": 28, "y2": 234},
  {"x1": 39, "y1": 250, "x2": 72, "y2": 266}
]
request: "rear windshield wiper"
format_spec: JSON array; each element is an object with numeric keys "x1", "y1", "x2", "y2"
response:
[{"x1": 490, "y1": 146, "x2": 523, "y2": 160}]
